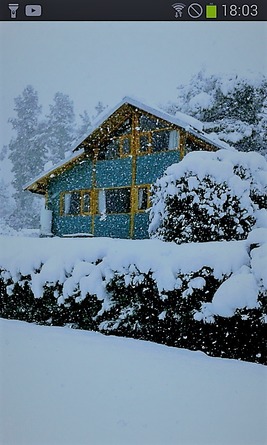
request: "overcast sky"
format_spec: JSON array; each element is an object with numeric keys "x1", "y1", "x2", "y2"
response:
[{"x1": 0, "y1": 21, "x2": 266, "y2": 146}]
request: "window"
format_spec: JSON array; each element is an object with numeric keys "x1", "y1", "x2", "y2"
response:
[
  {"x1": 104, "y1": 138, "x2": 120, "y2": 160},
  {"x1": 82, "y1": 192, "x2": 91, "y2": 214},
  {"x1": 97, "y1": 187, "x2": 131, "y2": 214},
  {"x1": 138, "y1": 129, "x2": 179, "y2": 154},
  {"x1": 140, "y1": 134, "x2": 150, "y2": 153},
  {"x1": 122, "y1": 136, "x2": 131, "y2": 155},
  {"x1": 98, "y1": 135, "x2": 131, "y2": 160},
  {"x1": 136, "y1": 186, "x2": 151, "y2": 212},
  {"x1": 151, "y1": 130, "x2": 170, "y2": 152},
  {"x1": 61, "y1": 190, "x2": 91, "y2": 216},
  {"x1": 63, "y1": 191, "x2": 80, "y2": 215}
]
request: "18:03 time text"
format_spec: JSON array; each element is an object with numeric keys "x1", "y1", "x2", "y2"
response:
[{"x1": 222, "y1": 4, "x2": 258, "y2": 16}]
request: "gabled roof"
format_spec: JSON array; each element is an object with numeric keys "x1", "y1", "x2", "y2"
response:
[
  {"x1": 71, "y1": 96, "x2": 227, "y2": 153},
  {"x1": 25, "y1": 96, "x2": 228, "y2": 194}
]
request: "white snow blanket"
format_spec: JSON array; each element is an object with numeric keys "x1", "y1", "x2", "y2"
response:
[
  {"x1": 0, "y1": 318, "x2": 266, "y2": 445},
  {"x1": 0, "y1": 228, "x2": 266, "y2": 320}
]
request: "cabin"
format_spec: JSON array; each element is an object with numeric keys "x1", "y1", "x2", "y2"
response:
[{"x1": 25, "y1": 97, "x2": 223, "y2": 239}]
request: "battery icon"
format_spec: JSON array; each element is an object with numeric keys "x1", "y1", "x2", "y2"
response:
[{"x1": 206, "y1": 4, "x2": 217, "y2": 18}]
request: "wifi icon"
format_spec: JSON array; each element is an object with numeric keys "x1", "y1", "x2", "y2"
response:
[{"x1": 172, "y1": 3, "x2": 186, "y2": 17}]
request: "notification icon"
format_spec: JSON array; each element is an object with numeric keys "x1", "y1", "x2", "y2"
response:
[
  {"x1": 187, "y1": 3, "x2": 203, "y2": 18},
  {"x1": 25, "y1": 4, "x2": 42, "y2": 16}
]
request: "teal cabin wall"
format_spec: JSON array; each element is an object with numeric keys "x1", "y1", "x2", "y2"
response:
[
  {"x1": 96, "y1": 157, "x2": 132, "y2": 188},
  {"x1": 47, "y1": 159, "x2": 93, "y2": 236},
  {"x1": 94, "y1": 215, "x2": 131, "y2": 238},
  {"x1": 136, "y1": 151, "x2": 180, "y2": 184},
  {"x1": 133, "y1": 213, "x2": 150, "y2": 239},
  {"x1": 47, "y1": 150, "x2": 180, "y2": 239}
]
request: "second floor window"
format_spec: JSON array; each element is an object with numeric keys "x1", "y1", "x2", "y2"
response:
[{"x1": 139, "y1": 129, "x2": 179, "y2": 154}]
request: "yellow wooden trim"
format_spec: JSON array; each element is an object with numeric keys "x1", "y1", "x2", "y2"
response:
[
  {"x1": 129, "y1": 112, "x2": 139, "y2": 238},
  {"x1": 90, "y1": 150, "x2": 99, "y2": 234},
  {"x1": 60, "y1": 192, "x2": 64, "y2": 216},
  {"x1": 179, "y1": 131, "x2": 186, "y2": 159}
]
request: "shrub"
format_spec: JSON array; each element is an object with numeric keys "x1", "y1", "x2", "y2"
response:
[{"x1": 149, "y1": 149, "x2": 267, "y2": 244}]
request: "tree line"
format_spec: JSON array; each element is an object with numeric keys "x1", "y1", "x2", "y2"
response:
[{"x1": 1, "y1": 86, "x2": 105, "y2": 230}]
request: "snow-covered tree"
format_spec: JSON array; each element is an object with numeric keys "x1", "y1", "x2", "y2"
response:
[
  {"x1": 93, "y1": 101, "x2": 107, "y2": 120},
  {"x1": 0, "y1": 146, "x2": 15, "y2": 227},
  {"x1": 165, "y1": 71, "x2": 267, "y2": 155},
  {"x1": 258, "y1": 96, "x2": 267, "y2": 152},
  {"x1": 149, "y1": 149, "x2": 267, "y2": 244},
  {"x1": 76, "y1": 110, "x2": 92, "y2": 140},
  {"x1": 8, "y1": 85, "x2": 47, "y2": 229},
  {"x1": 45, "y1": 92, "x2": 75, "y2": 163}
]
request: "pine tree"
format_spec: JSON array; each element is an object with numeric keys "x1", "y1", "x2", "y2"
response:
[
  {"x1": 0, "y1": 146, "x2": 15, "y2": 225},
  {"x1": 76, "y1": 110, "x2": 92, "y2": 140},
  {"x1": 93, "y1": 101, "x2": 107, "y2": 120},
  {"x1": 8, "y1": 85, "x2": 47, "y2": 229},
  {"x1": 45, "y1": 92, "x2": 75, "y2": 164},
  {"x1": 76, "y1": 102, "x2": 107, "y2": 141},
  {"x1": 258, "y1": 97, "x2": 267, "y2": 156}
]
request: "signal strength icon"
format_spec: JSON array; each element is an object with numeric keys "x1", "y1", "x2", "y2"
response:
[{"x1": 172, "y1": 3, "x2": 186, "y2": 17}]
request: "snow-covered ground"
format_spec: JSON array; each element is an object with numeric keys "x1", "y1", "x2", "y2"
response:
[{"x1": 1, "y1": 318, "x2": 266, "y2": 445}]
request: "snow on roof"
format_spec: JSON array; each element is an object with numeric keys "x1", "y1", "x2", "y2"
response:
[
  {"x1": 25, "y1": 96, "x2": 228, "y2": 190},
  {"x1": 70, "y1": 95, "x2": 228, "y2": 154}
]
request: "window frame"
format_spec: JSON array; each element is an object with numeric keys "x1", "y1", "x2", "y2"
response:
[
  {"x1": 135, "y1": 185, "x2": 151, "y2": 213},
  {"x1": 137, "y1": 127, "x2": 180, "y2": 155},
  {"x1": 60, "y1": 190, "x2": 92, "y2": 216},
  {"x1": 98, "y1": 134, "x2": 132, "y2": 160},
  {"x1": 96, "y1": 186, "x2": 132, "y2": 215}
]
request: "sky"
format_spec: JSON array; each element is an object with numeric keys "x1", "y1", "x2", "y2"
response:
[{"x1": 0, "y1": 21, "x2": 266, "y2": 147}]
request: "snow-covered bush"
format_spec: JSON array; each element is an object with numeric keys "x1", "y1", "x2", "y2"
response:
[
  {"x1": 149, "y1": 149, "x2": 267, "y2": 244},
  {"x1": 99, "y1": 266, "x2": 223, "y2": 348},
  {"x1": 0, "y1": 233, "x2": 266, "y2": 364}
]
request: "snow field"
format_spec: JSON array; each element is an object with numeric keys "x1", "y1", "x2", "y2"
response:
[{"x1": 1, "y1": 318, "x2": 266, "y2": 445}]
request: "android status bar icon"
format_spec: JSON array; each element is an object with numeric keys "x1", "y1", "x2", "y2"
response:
[
  {"x1": 172, "y1": 3, "x2": 219, "y2": 19},
  {"x1": 206, "y1": 4, "x2": 217, "y2": 18}
]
